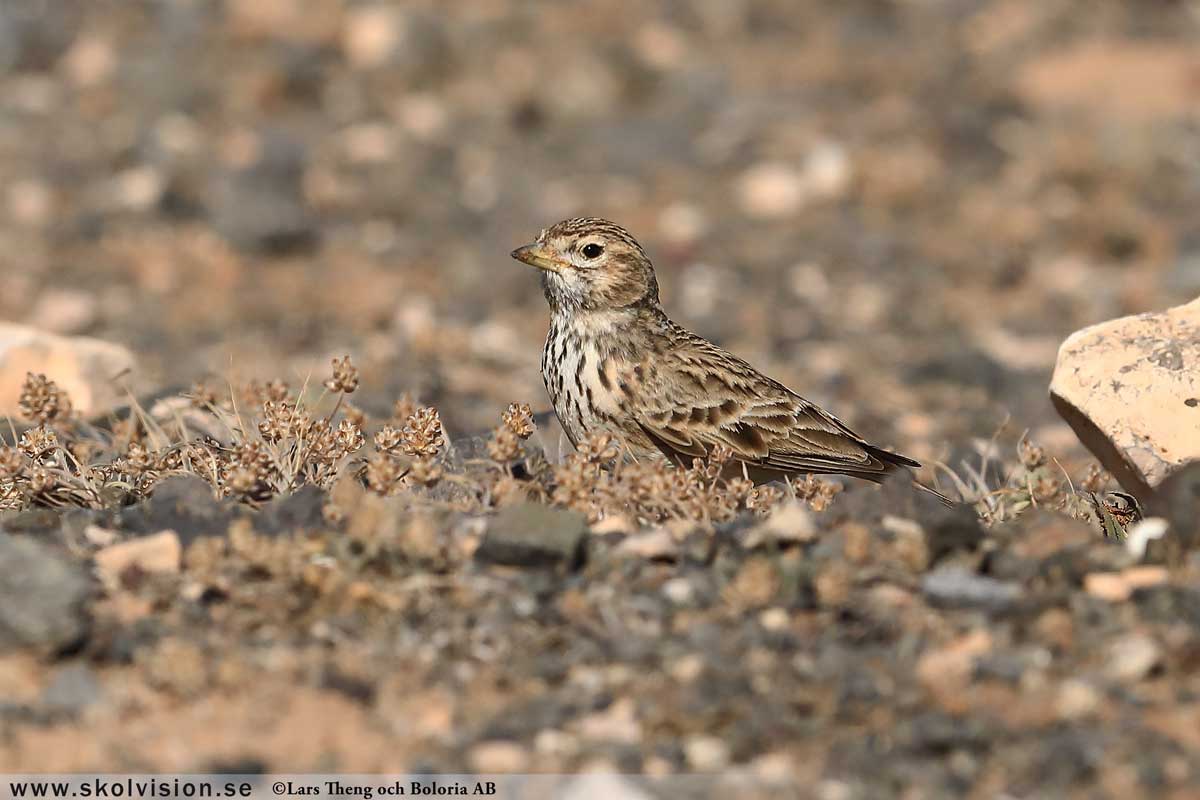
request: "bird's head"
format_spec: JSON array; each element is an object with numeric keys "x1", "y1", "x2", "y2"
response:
[{"x1": 511, "y1": 217, "x2": 660, "y2": 314}]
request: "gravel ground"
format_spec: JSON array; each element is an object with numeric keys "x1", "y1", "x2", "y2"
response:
[{"x1": 2, "y1": 0, "x2": 1200, "y2": 794}]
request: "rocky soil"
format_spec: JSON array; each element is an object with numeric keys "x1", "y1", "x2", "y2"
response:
[{"x1": 1, "y1": 0, "x2": 1200, "y2": 796}]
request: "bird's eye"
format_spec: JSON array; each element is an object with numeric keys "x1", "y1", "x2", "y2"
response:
[{"x1": 581, "y1": 243, "x2": 604, "y2": 259}]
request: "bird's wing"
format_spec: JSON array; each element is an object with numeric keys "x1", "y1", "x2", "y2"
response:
[{"x1": 631, "y1": 325, "x2": 918, "y2": 480}]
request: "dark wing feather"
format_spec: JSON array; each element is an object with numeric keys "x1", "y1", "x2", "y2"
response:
[{"x1": 631, "y1": 322, "x2": 920, "y2": 482}]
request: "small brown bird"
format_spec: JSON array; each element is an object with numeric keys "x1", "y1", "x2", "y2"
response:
[{"x1": 512, "y1": 217, "x2": 948, "y2": 501}]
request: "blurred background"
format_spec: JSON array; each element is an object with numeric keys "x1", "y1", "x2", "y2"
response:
[{"x1": 1, "y1": 0, "x2": 1198, "y2": 465}]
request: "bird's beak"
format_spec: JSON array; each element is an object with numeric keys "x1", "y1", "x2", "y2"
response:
[{"x1": 511, "y1": 243, "x2": 563, "y2": 274}]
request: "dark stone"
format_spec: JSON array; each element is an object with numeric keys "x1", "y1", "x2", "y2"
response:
[
  {"x1": 120, "y1": 475, "x2": 237, "y2": 546},
  {"x1": 0, "y1": 534, "x2": 92, "y2": 654},
  {"x1": 924, "y1": 503, "x2": 986, "y2": 564},
  {"x1": 905, "y1": 343, "x2": 1015, "y2": 394},
  {"x1": 1, "y1": 508, "x2": 63, "y2": 542},
  {"x1": 319, "y1": 667, "x2": 376, "y2": 706},
  {"x1": 897, "y1": 711, "x2": 996, "y2": 755},
  {"x1": 0, "y1": 3, "x2": 80, "y2": 72},
  {"x1": 921, "y1": 567, "x2": 1021, "y2": 612},
  {"x1": 973, "y1": 652, "x2": 1030, "y2": 684},
  {"x1": 1022, "y1": 728, "x2": 1104, "y2": 790},
  {"x1": 475, "y1": 504, "x2": 587, "y2": 569},
  {"x1": 211, "y1": 131, "x2": 316, "y2": 254},
  {"x1": 90, "y1": 618, "x2": 162, "y2": 665},
  {"x1": 41, "y1": 664, "x2": 102, "y2": 716},
  {"x1": 873, "y1": 472, "x2": 955, "y2": 522},
  {"x1": 255, "y1": 485, "x2": 327, "y2": 536},
  {"x1": 1133, "y1": 585, "x2": 1200, "y2": 629},
  {"x1": 203, "y1": 759, "x2": 268, "y2": 775}
]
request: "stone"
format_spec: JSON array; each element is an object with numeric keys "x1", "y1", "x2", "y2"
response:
[
  {"x1": 916, "y1": 629, "x2": 993, "y2": 693},
  {"x1": 27, "y1": 289, "x2": 98, "y2": 335},
  {"x1": 0, "y1": 2, "x2": 77, "y2": 71},
  {"x1": 1050, "y1": 298, "x2": 1200, "y2": 506},
  {"x1": 0, "y1": 323, "x2": 138, "y2": 420},
  {"x1": 1016, "y1": 42, "x2": 1200, "y2": 122},
  {"x1": 212, "y1": 131, "x2": 316, "y2": 254},
  {"x1": 589, "y1": 514, "x2": 633, "y2": 536},
  {"x1": 922, "y1": 503, "x2": 987, "y2": 564},
  {"x1": 735, "y1": 145, "x2": 850, "y2": 220},
  {"x1": 560, "y1": 774, "x2": 652, "y2": 800},
  {"x1": 684, "y1": 735, "x2": 731, "y2": 770},
  {"x1": 616, "y1": 528, "x2": 678, "y2": 560},
  {"x1": 921, "y1": 567, "x2": 1022, "y2": 612},
  {"x1": 341, "y1": 6, "x2": 401, "y2": 69},
  {"x1": 1105, "y1": 633, "x2": 1162, "y2": 682},
  {"x1": 576, "y1": 697, "x2": 641, "y2": 744},
  {"x1": 0, "y1": 534, "x2": 91, "y2": 654},
  {"x1": 41, "y1": 664, "x2": 102, "y2": 716},
  {"x1": 1055, "y1": 679, "x2": 1100, "y2": 721},
  {"x1": 94, "y1": 531, "x2": 181, "y2": 590},
  {"x1": 255, "y1": 485, "x2": 328, "y2": 536},
  {"x1": 736, "y1": 163, "x2": 804, "y2": 219},
  {"x1": 120, "y1": 476, "x2": 236, "y2": 546},
  {"x1": 1084, "y1": 566, "x2": 1169, "y2": 602},
  {"x1": 760, "y1": 501, "x2": 816, "y2": 543},
  {"x1": 467, "y1": 740, "x2": 529, "y2": 772},
  {"x1": 475, "y1": 503, "x2": 587, "y2": 569}
]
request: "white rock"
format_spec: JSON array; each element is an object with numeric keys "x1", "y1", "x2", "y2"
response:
[
  {"x1": 1051, "y1": 298, "x2": 1200, "y2": 504},
  {"x1": 0, "y1": 323, "x2": 139, "y2": 419}
]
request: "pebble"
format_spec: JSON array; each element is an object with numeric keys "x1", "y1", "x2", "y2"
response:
[
  {"x1": 561, "y1": 774, "x2": 652, "y2": 800},
  {"x1": 1105, "y1": 634, "x2": 1162, "y2": 683},
  {"x1": 1055, "y1": 679, "x2": 1101, "y2": 720},
  {"x1": 0, "y1": 534, "x2": 91, "y2": 655},
  {"x1": 576, "y1": 697, "x2": 641, "y2": 744},
  {"x1": 662, "y1": 577, "x2": 695, "y2": 605},
  {"x1": 341, "y1": 6, "x2": 401, "y2": 69},
  {"x1": 684, "y1": 735, "x2": 731, "y2": 770},
  {"x1": 736, "y1": 162, "x2": 805, "y2": 219},
  {"x1": 759, "y1": 607, "x2": 790, "y2": 632},
  {"x1": 467, "y1": 740, "x2": 530, "y2": 773},
  {"x1": 922, "y1": 567, "x2": 1022, "y2": 611},
  {"x1": 1084, "y1": 566, "x2": 1169, "y2": 602},
  {"x1": 27, "y1": 289, "x2": 98, "y2": 335},
  {"x1": 94, "y1": 531, "x2": 182, "y2": 590},
  {"x1": 475, "y1": 503, "x2": 587, "y2": 568},
  {"x1": 616, "y1": 527, "x2": 678, "y2": 560}
]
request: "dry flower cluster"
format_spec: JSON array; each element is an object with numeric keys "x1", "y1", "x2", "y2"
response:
[{"x1": 940, "y1": 430, "x2": 1137, "y2": 537}]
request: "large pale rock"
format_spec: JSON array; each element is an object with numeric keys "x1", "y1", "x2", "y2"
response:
[
  {"x1": 1050, "y1": 298, "x2": 1200, "y2": 504},
  {"x1": 0, "y1": 323, "x2": 138, "y2": 419}
]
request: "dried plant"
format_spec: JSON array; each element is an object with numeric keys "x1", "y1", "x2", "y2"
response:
[
  {"x1": 0, "y1": 363, "x2": 1116, "y2": 541},
  {"x1": 18, "y1": 373, "x2": 72, "y2": 425}
]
